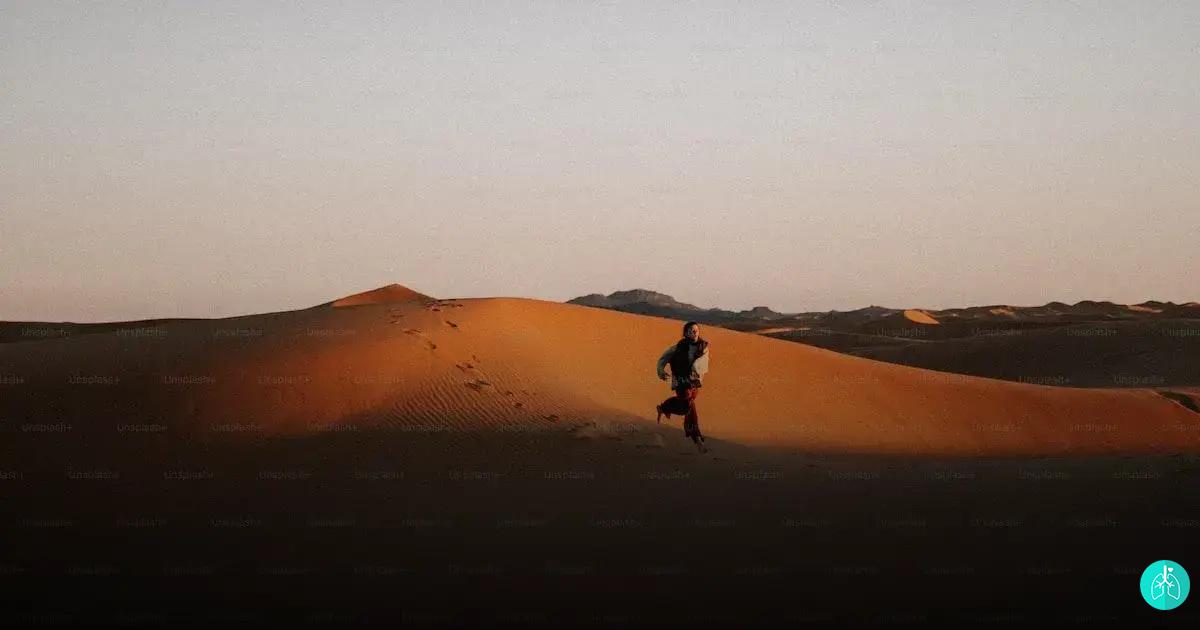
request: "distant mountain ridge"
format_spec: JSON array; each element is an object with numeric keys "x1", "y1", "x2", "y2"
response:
[
  {"x1": 569, "y1": 289, "x2": 702, "y2": 311},
  {"x1": 566, "y1": 289, "x2": 924, "y2": 326},
  {"x1": 567, "y1": 289, "x2": 1199, "y2": 326},
  {"x1": 568, "y1": 289, "x2": 790, "y2": 322}
]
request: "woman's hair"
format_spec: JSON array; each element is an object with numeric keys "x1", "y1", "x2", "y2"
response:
[{"x1": 683, "y1": 321, "x2": 699, "y2": 335}]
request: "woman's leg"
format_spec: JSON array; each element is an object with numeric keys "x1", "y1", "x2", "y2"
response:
[
  {"x1": 682, "y1": 387, "x2": 702, "y2": 443},
  {"x1": 659, "y1": 387, "x2": 691, "y2": 418}
]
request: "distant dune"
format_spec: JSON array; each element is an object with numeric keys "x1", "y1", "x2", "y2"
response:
[
  {"x1": 1, "y1": 284, "x2": 1197, "y2": 456},
  {"x1": 902, "y1": 309, "x2": 940, "y2": 325}
]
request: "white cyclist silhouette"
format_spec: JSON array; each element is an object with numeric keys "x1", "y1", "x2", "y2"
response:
[{"x1": 1150, "y1": 563, "x2": 1182, "y2": 601}]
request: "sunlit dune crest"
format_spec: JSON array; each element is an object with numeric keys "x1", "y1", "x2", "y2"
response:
[
  {"x1": 320, "y1": 283, "x2": 433, "y2": 308},
  {"x1": 903, "y1": 309, "x2": 940, "y2": 325}
]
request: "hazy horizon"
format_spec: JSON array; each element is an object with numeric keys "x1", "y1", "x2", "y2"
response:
[{"x1": 3, "y1": 2, "x2": 1197, "y2": 322}]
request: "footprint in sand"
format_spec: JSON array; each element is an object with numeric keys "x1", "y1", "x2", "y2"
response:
[
  {"x1": 402, "y1": 328, "x2": 437, "y2": 351},
  {"x1": 464, "y1": 379, "x2": 492, "y2": 392},
  {"x1": 444, "y1": 320, "x2": 459, "y2": 329}
]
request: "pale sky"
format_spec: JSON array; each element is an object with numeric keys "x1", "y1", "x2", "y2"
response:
[{"x1": 2, "y1": 1, "x2": 1197, "y2": 321}]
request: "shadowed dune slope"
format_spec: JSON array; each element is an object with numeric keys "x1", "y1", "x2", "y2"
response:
[
  {"x1": 1, "y1": 296, "x2": 1198, "y2": 456},
  {"x1": 850, "y1": 319, "x2": 1200, "y2": 387}
]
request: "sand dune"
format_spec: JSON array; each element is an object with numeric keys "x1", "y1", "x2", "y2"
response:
[
  {"x1": 6, "y1": 284, "x2": 1200, "y2": 624},
  {"x1": 902, "y1": 309, "x2": 940, "y2": 325},
  {"x1": 319, "y1": 283, "x2": 432, "y2": 307},
  {"x1": 1, "y1": 285, "x2": 1198, "y2": 456}
]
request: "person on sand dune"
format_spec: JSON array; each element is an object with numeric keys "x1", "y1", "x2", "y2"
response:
[{"x1": 655, "y1": 321, "x2": 710, "y2": 452}]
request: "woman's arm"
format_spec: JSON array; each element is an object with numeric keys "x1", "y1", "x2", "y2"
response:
[{"x1": 655, "y1": 344, "x2": 675, "y2": 379}]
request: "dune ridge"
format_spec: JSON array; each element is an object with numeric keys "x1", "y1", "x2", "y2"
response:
[{"x1": 319, "y1": 283, "x2": 432, "y2": 308}]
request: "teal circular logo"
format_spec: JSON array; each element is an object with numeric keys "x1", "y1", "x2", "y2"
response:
[{"x1": 1140, "y1": 560, "x2": 1190, "y2": 610}]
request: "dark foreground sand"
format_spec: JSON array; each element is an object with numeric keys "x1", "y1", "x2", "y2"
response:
[{"x1": 3, "y1": 428, "x2": 1198, "y2": 627}]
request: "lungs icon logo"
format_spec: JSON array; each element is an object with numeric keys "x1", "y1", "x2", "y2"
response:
[
  {"x1": 1140, "y1": 560, "x2": 1190, "y2": 610},
  {"x1": 1151, "y1": 564, "x2": 1182, "y2": 601}
]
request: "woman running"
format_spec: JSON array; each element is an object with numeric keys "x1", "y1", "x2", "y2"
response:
[{"x1": 654, "y1": 321, "x2": 710, "y2": 452}]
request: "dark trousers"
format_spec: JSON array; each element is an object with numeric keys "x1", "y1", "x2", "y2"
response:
[{"x1": 659, "y1": 387, "x2": 702, "y2": 442}]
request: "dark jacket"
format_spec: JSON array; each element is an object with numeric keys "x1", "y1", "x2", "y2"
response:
[{"x1": 655, "y1": 338, "x2": 710, "y2": 389}]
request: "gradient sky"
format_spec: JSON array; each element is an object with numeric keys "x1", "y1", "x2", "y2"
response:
[{"x1": 2, "y1": 1, "x2": 1197, "y2": 321}]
